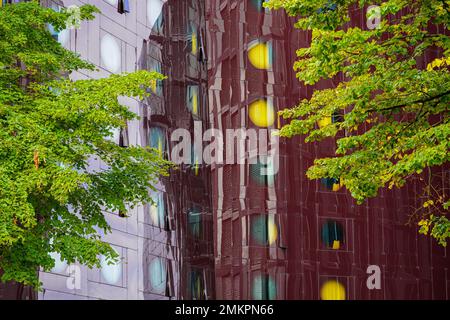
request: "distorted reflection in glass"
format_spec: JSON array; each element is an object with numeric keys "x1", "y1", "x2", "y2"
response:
[
  {"x1": 320, "y1": 280, "x2": 346, "y2": 300},
  {"x1": 251, "y1": 215, "x2": 278, "y2": 245},
  {"x1": 150, "y1": 190, "x2": 165, "y2": 228},
  {"x1": 148, "y1": 59, "x2": 163, "y2": 95},
  {"x1": 248, "y1": 98, "x2": 275, "y2": 127},
  {"x1": 186, "y1": 85, "x2": 199, "y2": 116},
  {"x1": 148, "y1": 126, "x2": 166, "y2": 157},
  {"x1": 188, "y1": 208, "x2": 202, "y2": 238},
  {"x1": 321, "y1": 220, "x2": 344, "y2": 250},
  {"x1": 190, "y1": 143, "x2": 201, "y2": 176},
  {"x1": 252, "y1": 274, "x2": 276, "y2": 300},
  {"x1": 317, "y1": 111, "x2": 344, "y2": 129},
  {"x1": 250, "y1": 155, "x2": 276, "y2": 187},
  {"x1": 250, "y1": 0, "x2": 270, "y2": 12},
  {"x1": 188, "y1": 22, "x2": 198, "y2": 56},
  {"x1": 100, "y1": 249, "x2": 122, "y2": 285}
]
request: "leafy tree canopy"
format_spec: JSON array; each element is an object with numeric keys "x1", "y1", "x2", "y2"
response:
[
  {"x1": 265, "y1": 0, "x2": 450, "y2": 245},
  {"x1": 0, "y1": 1, "x2": 170, "y2": 287}
]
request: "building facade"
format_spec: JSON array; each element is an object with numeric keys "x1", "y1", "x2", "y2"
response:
[{"x1": 207, "y1": 0, "x2": 450, "y2": 299}]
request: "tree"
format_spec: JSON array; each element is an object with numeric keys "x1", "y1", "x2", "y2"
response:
[
  {"x1": 0, "y1": 1, "x2": 171, "y2": 288},
  {"x1": 265, "y1": 0, "x2": 450, "y2": 245}
]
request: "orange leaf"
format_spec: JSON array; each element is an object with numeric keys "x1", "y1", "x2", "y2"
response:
[{"x1": 34, "y1": 150, "x2": 39, "y2": 170}]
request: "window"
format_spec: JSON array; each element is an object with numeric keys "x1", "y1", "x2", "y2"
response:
[
  {"x1": 45, "y1": 2, "x2": 70, "y2": 47},
  {"x1": 248, "y1": 98, "x2": 275, "y2": 127},
  {"x1": 186, "y1": 22, "x2": 200, "y2": 74},
  {"x1": 320, "y1": 278, "x2": 346, "y2": 300},
  {"x1": 49, "y1": 251, "x2": 68, "y2": 274},
  {"x1": 119, "y1": 126, "x2": 129, "y2": 148},
  {"x1": 118, "y1": 210, "x2": 126, "y2": 218},
  {"x1": 150, "y1": 190, "x2": 166, "y2": 229},
  {"x1": 250, "y1": 215, "x2": 278, "y2": 246},
  {"x1": 147, "y1": 58, "x2": 163, "y2": 96},
  {"x1": 317, "y1": 1, "x2": 337, "y2": 14},
  {"x1": 117, "y1": 0, "x2": 130, "y2": 14},
  {"x1": 148, "y1": 257, "x2": 166, "y2": 295},
  {"x1": 188, "y1": 207, "x2": 202, "y2": 238},
  {"x1": 147, "y1": 260, "x2": 175, "y2": 297},
  {"x1": 165, "y1": 260, "x2": 175, "y2": 298},
  {"x1": 101, "y1": 34, "x2": 121, "y2": 73},
  {"x1": 247, "y1": 40, "x2": 273, "y2": 70},
  {"x1": 317, "y1": 111, "x2": 343, "y2": 128},
  {"x1": 1, "y1": 0, "x2": 16, "y2": 6},
  {"x1": 186, "y1": 85, "x2": 200, "y2": 116},
  {"x1": 189, "y1": 143, "x2": 202, "y2": 175},
  {"x1": 320, "y1": 220, "x2": 345, "y2": 250},
  {"x1": 249, "y1": 156, "x2": 276, "y2": 187},
  {"x1": 250, "y1": 0, "x2": 270, "y2": 12},
  {"x1": 100, "y1": 247, "x2": 123, "y2": 286},
  {"x1": 332, "y1": 110, "x2": 344, "y2": 123},
  {"x1": 148, "y1": 126, "x2": 167, "y2": 158},
  {"x1": 187, "y1": 269, "x2": 206, "y2": 300},
  {"x1": 147, "y1": 0, "x2": 164, "y2": 34},
  {"x1": 188, "y1": 22, "x2": 198, "y2": 56},
  {"x1": 320, "y1": 177, "x2": 342, "y2": 191},
  {"x1": 251, "y1": 215, "x2": 268, "y2": 245}
]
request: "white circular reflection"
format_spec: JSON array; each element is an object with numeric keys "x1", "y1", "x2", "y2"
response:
[
  {"x1": 101, "y1": 253, "x2": 122, "y2": 285},
  {"x1": 105, "y1": 127, "x2": 121, "y2": 144},
  {"x1": 58, "y1": 29, "x2": 70, "y2": 47},
  {"x1": 147, "y1": 0, "x2": 165, "y2": 28},
  {"x1": 101, "y1": 34, "x2": 121, "y2": 73}
]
